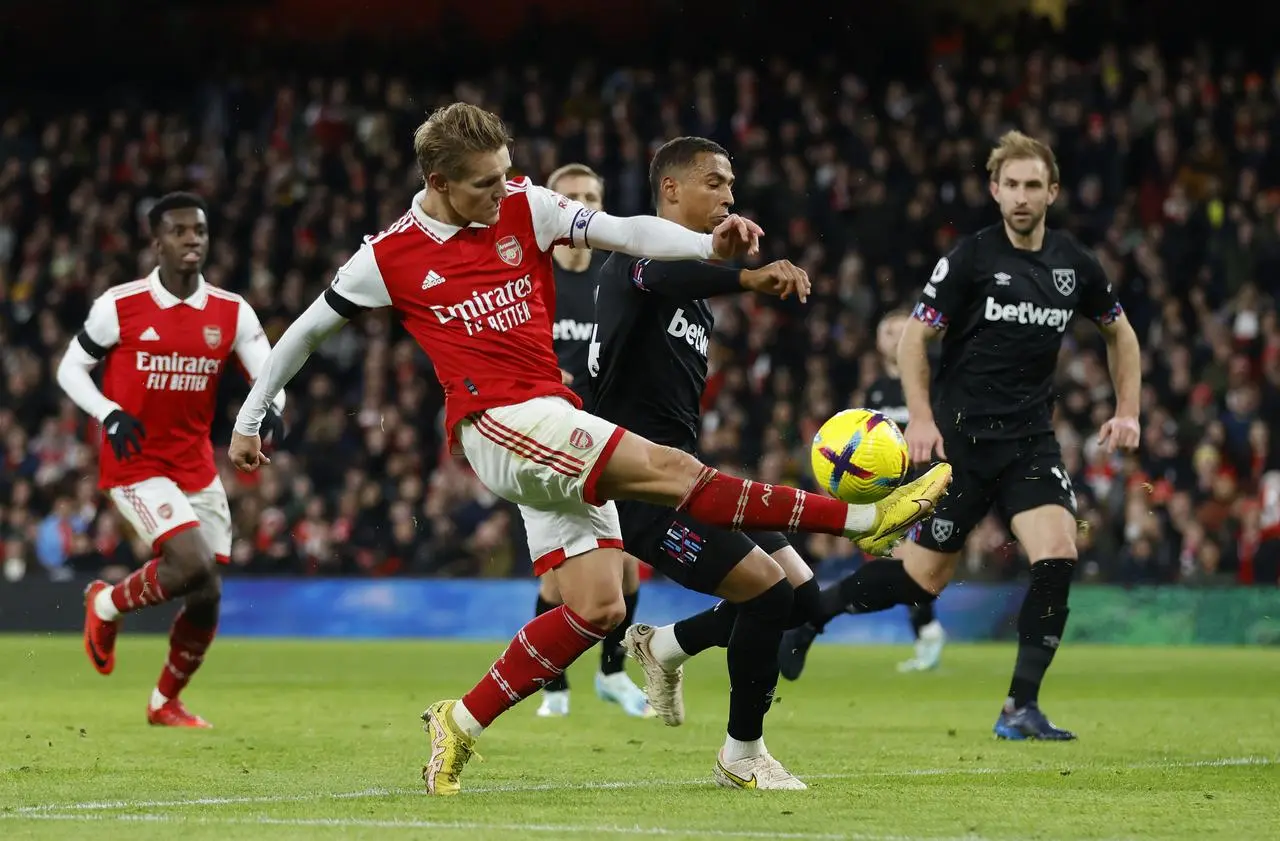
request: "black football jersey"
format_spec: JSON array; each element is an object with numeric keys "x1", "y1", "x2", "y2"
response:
[
  {"x1": 864, "y1": 375, "x2": 909, "y2": 429},
  {"x1": 552, "y1": 250, "x2": 609, "y2": 407},
  {"x1": 911, "y1": 224, "x2": 1122, "y2": 440},
  {"x1": 591, "y1": 255, "x2": 742, "y2": 453}
]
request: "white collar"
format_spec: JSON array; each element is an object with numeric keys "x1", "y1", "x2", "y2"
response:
[
  {"x1": 409, "y1": 190, "x2": 489, "y2": 242},
  {"x1": 148, "y1": 268, "x2": 209, "y2": 310}
]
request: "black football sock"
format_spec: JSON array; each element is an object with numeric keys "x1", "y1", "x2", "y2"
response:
[
  {"x1": 599, "y1": 590, "x2": 638, "y2": 675},
  {"x1": 535, "y1": 594, "x2": 570, "y2": 693},
  {"x1": 816, "y1": 560, "x2": 936, "y2": 626},
  {"x1": 909, "y1": 599, "x2": 937, "y2": 638},
  {"x1": 1007, "y1": 558, "x2": 1075, "y2": 709},
  {"x1": 788, "y1": 577, "x2": 823, "y2": 630},
  {"x1": 726, "y1": 580, "x2": 793, "y2": 742},
  {"x1": 674, "y1": 599, "x2": 738, "y2": 655}
]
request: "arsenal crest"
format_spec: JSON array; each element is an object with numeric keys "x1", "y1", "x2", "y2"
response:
[
  {"x1": 569, "y1": 428, "x2": 594, "y2": 450},
  {"x1": 1052, "y1": 268, "x2": 1076, "y2": 296},
  {"x1": 158, "y1": 503, "x2": 173, "y2": 520},
  {"x1": 203, "y1": 325, "x2": 222, "y2": 348},
  {"x1": 496, "y1": 235, "x2": 523, "y2": 267},
  {"x1": 930, "y1": 518, "x2": 954, "y2": 545}
]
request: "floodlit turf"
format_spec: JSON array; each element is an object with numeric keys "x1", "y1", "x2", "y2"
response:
[{"x1": 1, "y1": 635, "x2": 1277, "y2": 841}]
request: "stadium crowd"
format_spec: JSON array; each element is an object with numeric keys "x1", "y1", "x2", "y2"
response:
[{"x1": 3, "y1": 32, "x2": 1280, "y2": 587}]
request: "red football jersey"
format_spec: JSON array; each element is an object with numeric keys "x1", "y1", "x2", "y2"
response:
[
  {"x1": 79, "y1": 271, "x2": 278, "y2": 491},
  {"x1": 330, "y1": 178, "x2": 589, "y2": 445}
]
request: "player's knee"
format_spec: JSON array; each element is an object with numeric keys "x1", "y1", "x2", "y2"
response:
[
  {"x1": 184, "y1": 575, "x2": 222, "y2": 624},
  {"x1": 1029, "y1": 537, "x2": 1078, "y2": 562},
  {"x1": 162, "y1": 534, "x2": 217, "y2": 587},
  {"x1": 742, "y1": 577, "x2": 793, "y2": 624},
  {"x1": 573, "y1": 593, "x2": 627, "y2": 632}
]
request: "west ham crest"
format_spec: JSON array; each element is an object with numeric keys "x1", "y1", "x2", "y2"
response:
[
  {"x1": 203, "y1": 325, "x2": 222, "y2": 349},
  {"x1": 1052, "y1": 268, "x2": 1076, "y2": 296},
  {"x1": 931, "y1": 518, "x2": 954, "y2": 544},
  {"x1": 496, "y1": 235, "x2": 522, "y2": 267}
]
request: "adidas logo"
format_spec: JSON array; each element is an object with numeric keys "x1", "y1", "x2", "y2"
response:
[
  {"x1": 422, "y1": 270, "x2": 446, "y2": 290},
  {"x1": 140, "y1": 327, "x2": 161, "y2": 341},
  {"x1": 994, "y1": 273, "x2": 1012, "y2": 286}
]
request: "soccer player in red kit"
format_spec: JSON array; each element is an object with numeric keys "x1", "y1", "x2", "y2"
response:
[
  {"x1": 57, "y1": 192, "x2": 285, "y2": 728},
  {"x1": 229, "y1": 104, "x2": 950, "y2": 794}
]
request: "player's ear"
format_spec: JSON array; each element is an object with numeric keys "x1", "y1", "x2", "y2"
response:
[
  {"x1": 426, "y1": 171, "x2": 450, "y2": 194},
  {"x1": 660, "y1": 174, "x2": 679, "y2": 205},
  {"x1": 988, "y1": 178, "x2": 999, "y2": 201},
  {"x1": 1046, "y1": 182, "x2": 1060, "y2": 206}
]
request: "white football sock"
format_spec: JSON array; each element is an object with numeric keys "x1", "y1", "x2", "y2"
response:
[
  {"x1": 648, "y1": 624, "x2": 691, "y2": 669},
  {"x1": 149, "y1": 688, "x2": 169, "y2": 711},
  {"x1": 722, "y1": 736, "x2": 767, "y2": 763},
  {"x1": 845, "y1": 504, "x2": 875, "y2": 534},
  {"x1": 94, "y1": 588, "x2": 120, "y2": 621},
  {"x1": 450, "y1": 700, "x2": 485, "y2": 740}
]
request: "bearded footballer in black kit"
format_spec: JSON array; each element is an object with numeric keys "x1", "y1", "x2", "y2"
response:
[
  {"x1": 591, "y1": 136, "x2": 843, "y2": 789},
  {"x1": 532, "y1": 163, "x2": 653, "y2": 721},
  {"x1": 783, "y1": 131, "x2": 1142, "y2": 740}
]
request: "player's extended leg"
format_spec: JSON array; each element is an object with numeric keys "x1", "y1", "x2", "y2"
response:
[
  {"x1": 147, "y1": 575, "x2": 220, "y2": 728},
  {"x1": 593, "y1": 431, "x2": 951, "y2": 555},
  {"x1": 532, "y1": 575, "x2": 572, "y2": 717},
  {"x1": 593, "y1": 553, "x2": 653, "y2": 718},
  {"x1": 626, "y1": 541, "x2": 805, "y2": 790},
  {"x1": 778, "y1": 539, "x2": 959, "y2": 681},
  {"x1": 995, "y1": 504, "x2": 1079, "y2": 741}
]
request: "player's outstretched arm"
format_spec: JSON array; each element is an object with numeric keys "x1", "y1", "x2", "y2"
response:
[
  {"x1": 898, "y1": 316, "x2": 946, "y2": 464},
  {"x1": 229, "y1": 294, "x2": 349, "y2": 471},
  {"x1": 1096, "y1": 312, "x2": 1142, "y2": 452},
  {"x1": 631, "y1": 258, "x2": 809, "y2": 302}
]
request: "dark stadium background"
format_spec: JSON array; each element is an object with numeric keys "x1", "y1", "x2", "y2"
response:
[{"x1": 3, "y1": 0, "x2": 1280, "y2": 589}]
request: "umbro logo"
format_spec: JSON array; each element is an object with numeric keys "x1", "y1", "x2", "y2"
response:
[
  {"x1": 422, "y1": 270, "x2": 446, "y2": 290},
  {"x1": 140, "y1": 326, "x2": 161, "y2": 341},
  {"x1": 994, "y1": 273, "x2": 1012, "y2": 286}
]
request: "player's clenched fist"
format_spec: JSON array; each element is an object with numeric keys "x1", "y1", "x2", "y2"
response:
[
  {"x1": 741, "y1": 260, "x2": 810, "y2": 303},
  {"x1": 711, "y1": 214, "x2": 763, "y2": 260},
  {"x1": 229, "y1": 430, "x2": 270, "y2": 472}
]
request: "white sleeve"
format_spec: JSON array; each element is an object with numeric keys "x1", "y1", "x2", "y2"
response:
[
  {"x1": 524, "y1": 183, "x2": 715, "y2": 260},
  {"x1": 329, "y1": 242, "x2": 392, "y2": 309},
  {"x1": 80, "y1": 292, "x2": 122, "y2": 352},
  {"x1": 233, "y1": 300, "x2": 286, "y2": 414},
  {"x1": 233, "y1": 295, "x2": 349, "y2": 436},
  {"x1": 56, "y1": 340, "x2": 122, "y2": 423}
]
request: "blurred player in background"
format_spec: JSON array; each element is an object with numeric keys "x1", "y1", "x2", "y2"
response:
[
  {"x1": 230, "y1": 103, "x2": 948, "y2": 795},
  {"x1": 778, "y1": 309, "x2": 948, "y2": 678},
  {"x1": 535, "y1": 162, "x2": 652, "y2": 720},
  {"x1": 56, "y1": 192, "x2": 285, "y2": 728},
  {"x1": 782, "y1": 132, "x2": 1141, "y2": 740}
]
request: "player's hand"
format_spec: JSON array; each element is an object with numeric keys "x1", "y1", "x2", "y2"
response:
[
  {"x1": 261, "y1": 409, "x2": 287, "y2": 448},
  {"x1": 741, "y1": 260, "x2": 810, "y2": 303},
  {"x1": 560, "y1": 368, "x2": 574, "y2": 386},
  {"x1": 711, "y1": 214, "x2": 763, "y2": 260},
  {"x1": 1097, "y1": 415, "x2": 1140, "y2": 452},
  {"x1": 905, "y1": 416, "x2": 947, "y2": 465},
  {"x1": 229, "y1": 430, "x2": 270, "y2": 472},
  {"x1": 102, "y1": 409, "x2": 145, "y2": 461}
]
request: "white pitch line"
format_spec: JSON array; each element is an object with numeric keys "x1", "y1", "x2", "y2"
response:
[
  {"x1": 1, "y1": 812, "x2": 998, "y2": 841},
  {"x1": 8, "y1": 756, "x2": 1274, "y2": 814}
]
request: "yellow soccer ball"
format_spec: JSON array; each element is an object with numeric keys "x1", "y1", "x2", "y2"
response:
[{"x1": 810, "y1": 409, "x2": 910, "y2": 503}]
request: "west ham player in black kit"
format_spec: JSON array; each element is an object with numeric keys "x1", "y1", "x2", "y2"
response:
[
  {"x1": 778, "y1": 310, "x2": 949, "y2": 678},
  {"x1": 531, "y1": 163, "x2": 653, "y2": 720},
  {"x1": 784, "y1": 131, "x2": 1141, "y2": 740},
  {"x1": 592, "y1": 136, "x2": 952, "y2": 787}
]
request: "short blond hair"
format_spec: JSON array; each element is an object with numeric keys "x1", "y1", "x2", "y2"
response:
[
  {"x1": 986, "y1": 130, "x2": 1059, "y2": 185},
  {"x1": 413, "y1": 103, "x2": 513, "y2": 183},
  {"x1": 547, "y1": 163, "x2": 604, "y2": 193}
]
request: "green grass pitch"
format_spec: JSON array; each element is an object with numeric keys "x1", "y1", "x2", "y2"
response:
[{"x1": 1, "y1": 635, "x2": 1277, "y2": 840}]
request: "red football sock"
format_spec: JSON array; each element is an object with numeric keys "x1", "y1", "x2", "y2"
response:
[
  {"x1": 679, "y1": 467, "x2": 852, "y2": 536},
  {"x1": 111, "y1": 559, "x2": 169, "y2": 614},
  {"x1": 461, "y1": 605, "x2": 606, "y2": 727},
  {"x1": 156, "y1": 609, "x2": 217, "y2": 701}
]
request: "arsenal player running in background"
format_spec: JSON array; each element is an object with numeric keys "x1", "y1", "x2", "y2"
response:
[
  {"x1": 536, "y1": 162, "x2": 651, "y2": 720},
  {"x1": 56, "y1": 192, "x2": 285, "y2": 728},
  {"x1": 229, "y1": 104, "x2": 948, "y2": 794}
]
